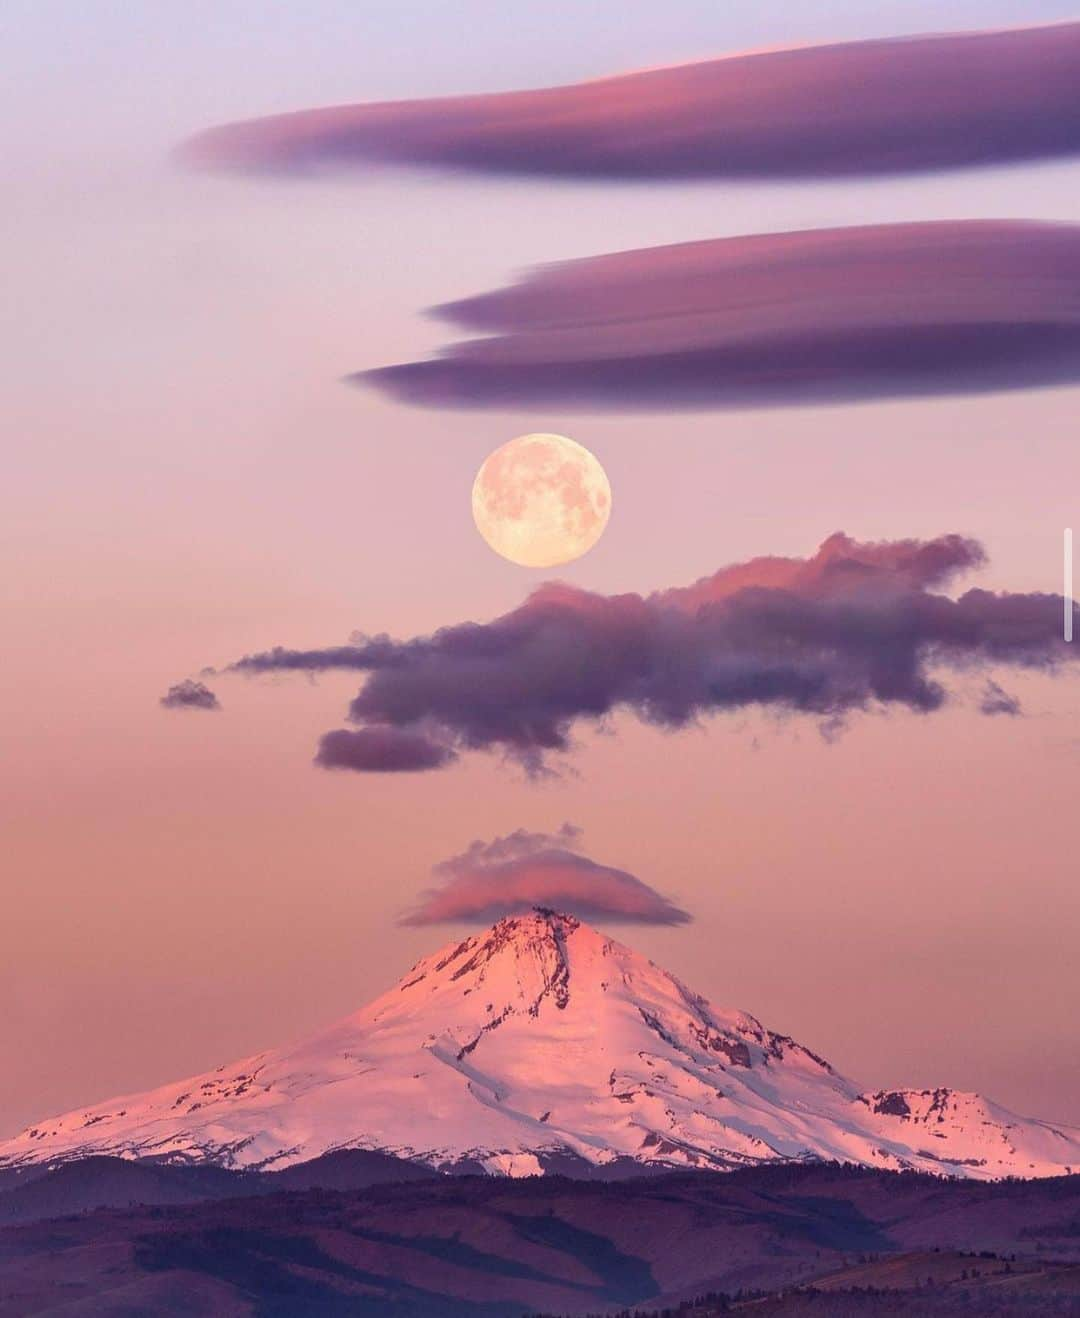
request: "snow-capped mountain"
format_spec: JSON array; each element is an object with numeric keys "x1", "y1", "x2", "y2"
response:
[{"x1": 2, "y1": 910, "x2": 1076, "y2": 1180}]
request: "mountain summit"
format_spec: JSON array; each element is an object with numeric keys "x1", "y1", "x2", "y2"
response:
[{"x1": 2, "y1": 910, "x2": 1076, "y2": 1179}]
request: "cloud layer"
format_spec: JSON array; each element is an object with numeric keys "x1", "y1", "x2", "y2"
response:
[
  {"x1": 210, "y1": 533, "x2": 1077, "y2": 774},
  {"x1": 160, "y1": 679, "x2": 220, "y2": 711},
  {"x1": 360, "y1": 221, "x2": 1080, "y2": 411},
  {"x1": 182, "y1": 23, "x2": 1080, "y2": 181},
  {"x1": 402, "y1": 825, "x2": 691, "y2": 926}
]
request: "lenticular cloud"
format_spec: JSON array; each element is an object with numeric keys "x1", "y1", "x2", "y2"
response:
[
  {"x1": 360, "y1": 221, "x2": 1080, "y2": 411},
  {"x1": 181, "y1": 23, "x2": 1080, "y2": 181},
  {"x1": 192, "y1": 532, "x2": 1078, "y2": 775},
  {"x1": 402, "y1": 825, "x2": 691, "y2": 926}
]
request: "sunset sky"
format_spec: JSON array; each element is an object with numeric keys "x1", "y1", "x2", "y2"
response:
[{"x1": 4, "y1": 0, "x2": 1080, "y2": 1140}]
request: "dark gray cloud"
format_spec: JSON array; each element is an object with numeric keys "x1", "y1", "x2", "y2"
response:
[
  {"x1": 210, "y1": 533, "x2": 1078, "y2": 774},
  {"x1": 315, "y1": 726, "x2": 457, "y2": 772},
  {"x1": 160, "y1": 679, "x2": 220, "y2": 711},
  {"x1": 359, "y1": 221, "x2": 1080, "y2": 411},
  {"x1": 181, "y1": 23, "x2": 1080, "y2": 181},
  {"x1": 402, "y1": 825, "x2": 691, "y2": 926}
]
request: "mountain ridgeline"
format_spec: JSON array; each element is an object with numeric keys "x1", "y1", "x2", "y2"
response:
[{"x1": 2, "y1": 910, "x2": 1077, "y2": 1180}]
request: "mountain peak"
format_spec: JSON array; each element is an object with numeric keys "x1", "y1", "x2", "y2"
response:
[
  {"x1": 2, "y1": 918, "x2": 1077, "y2": 1181},
  {"x1": 525, "y1": 905, "x2": 580, "y2": 925},
  {"x1": 448, "y1": 906, "x2": 585, "y2": 949},
  {"x1": 462, "y1": 906, "x2": 586, "y2": 960},
  {"x1": 388, "y1": 908, "x2": 617, "y2": 1012}
]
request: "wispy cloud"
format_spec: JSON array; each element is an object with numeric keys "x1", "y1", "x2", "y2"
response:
[
  {"x1": 360, "y1": 221, "x2": 1080, "y2": 411},
  {"x1": 192, "y1": 533, "x2": 1077, "y2": 774},
  {"x1": 181, "y1": 24, "x2": 1080, "y2": 181},
  {"x1": 978, "y1": 680, "x2": 1022, "y2": 717},
  {"x1": 402, "y1": 825, "x2": 691, "y2": 926}
]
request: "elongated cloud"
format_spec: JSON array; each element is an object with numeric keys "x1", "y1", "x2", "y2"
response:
[
  {"x1": 160, "y1": 679, "x2": 220, "y2": 711},
  {"x1": 207, "y1": 533, "x2": 1077, "y2": 774},
  {"x1": 360, "y1": 221, "x2": 1080, "y2": 410},
  {"x1": 315, "y1": 726, "x2": 457, "y2": 772},
  {"x1": 182, "y1": 23, "x2": 1080, "y2": 180},
  {"x1": 402, "y1": 825, "x2": 691, "y2": 926}
]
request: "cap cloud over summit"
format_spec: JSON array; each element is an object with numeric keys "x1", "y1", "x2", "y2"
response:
[{"x1": 402, "y1": 825, "x2": 692, "y2": 926}]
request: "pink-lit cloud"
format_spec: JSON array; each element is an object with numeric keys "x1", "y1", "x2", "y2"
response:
[
  {"x1": 191, "y1": 533, "x2": 1079, "y2": 774},
  {"x1": 402, "y1": 825, "x2": 691, "y2": 926},
  {"x1": 181, "y1": 23, "x2": 1080, "y2": 181},
  {"x1": 360, "y1": 221, "x2": 1080, "y2": 411}
]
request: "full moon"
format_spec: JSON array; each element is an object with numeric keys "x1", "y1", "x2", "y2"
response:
[{"x1": 471, "y1": 433, "x2": 612, "y2": 568}]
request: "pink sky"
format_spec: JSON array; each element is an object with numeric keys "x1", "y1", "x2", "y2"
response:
[{"x1": 2, "y1": 1, "x2": 1079, "y2": 1138}]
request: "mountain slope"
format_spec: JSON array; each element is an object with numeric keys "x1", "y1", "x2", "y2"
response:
[{"x1": 1, "y1": 910, "x2": 1076, "y2": 1179}]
